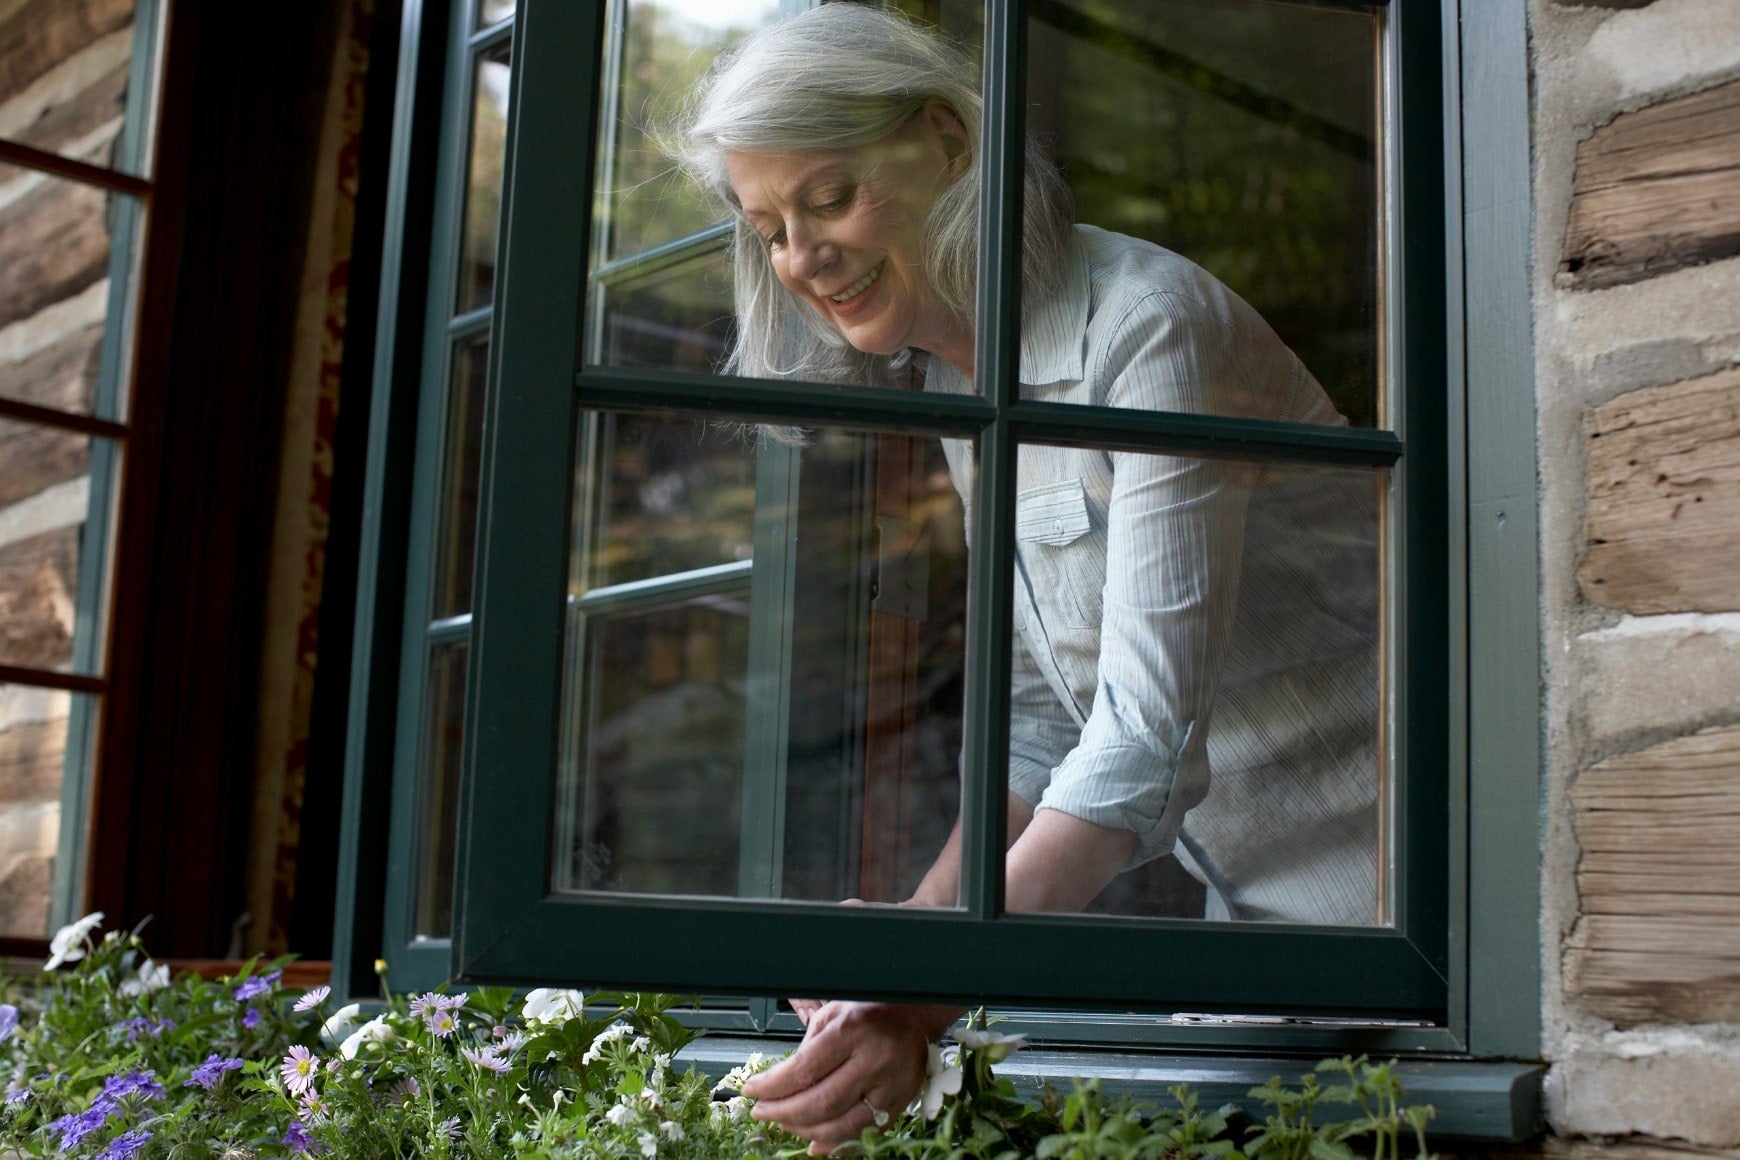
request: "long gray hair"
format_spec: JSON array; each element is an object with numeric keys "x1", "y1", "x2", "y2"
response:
[{"x1": 669, "y1": 2, "x2": 1074, "y2": 387}]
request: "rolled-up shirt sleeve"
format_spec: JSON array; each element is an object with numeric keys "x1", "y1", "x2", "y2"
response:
[{"x1": 1031, "y1": 287, "x2": 1264, "y2": 867}]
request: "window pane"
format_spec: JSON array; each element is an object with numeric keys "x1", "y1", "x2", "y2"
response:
[
  {"x1": 0, "y1": 422, "x2": 115, "y2": 675},
  {"x1": 0, "y1": 0, "x2": 145, "y2": 178},
  {"x1": 430, "y1": 336, "x2": 489, "y2": 620},
  {"x1": 556, "y1": 417, "x2": 969, "y2": 904},
  {"x1": 457, "y1": 41, "x2": 512, "y2": 314},
  {"x1": 1011, "y1": 444, "x2": 1385, "y2": 925},
  {"x1": 413, "y1": 638, "x2": 468, "y2": 939},
  {"x1": 0, "y1": 176, "x2": 140, "y2": 418},
  {"x1": 579, "y1": 413, "x2": 757, "y2": 590},
  {"x1": 596, "y1": 246, "x2": 734, "y2": 373},
  {"x1": 0, "y1": 683, "x2": 76, "y2": 938},
  {"x1": 1024, "y1": 0, "x2": 1381, "y2": 428},
  {"x1": 596, "y1": 0, "x2": 780, "y2": 265}
]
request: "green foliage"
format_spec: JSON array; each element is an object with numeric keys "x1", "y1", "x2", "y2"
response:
[{"x1": 0, "y1": 917, "x2": 1438, "y2": 1159}]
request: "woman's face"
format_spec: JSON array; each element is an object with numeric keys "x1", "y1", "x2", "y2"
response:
[{"x1": 725, "y1": 101, "x2": 972, "y2": 369}]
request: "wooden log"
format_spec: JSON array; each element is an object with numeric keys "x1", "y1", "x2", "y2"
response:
[
  {"x1": 0, "y1": 717, "x2": 64, "y2": 804},
  {"x1": 0, "y1": 0, "x2": 132, "y2": 101},
  {"x1": 1558, "y1": 80, "x2": 1740, "y2": 291},
  {"x1": 1578, "y1": 367, "x2": 1740, "y2": 614},
  {"x1": 0, "y1": 525, "x2": 78, "y2": 671},
  {"x1": 1568, "y1": 726, "x2": 1740, "y2": 1025},
  {"x1": 0, "y1": 421, "x2": 89, "y2": 511},
  {"x1": 0, "y1": 317, "x2": 101, "y2": 411},
  {"x1": 0, "y1": 177, "x2": 111, "y2": 335},
  {"x1": 0, "y1": 58, "x2": 125, "y2": 183}
]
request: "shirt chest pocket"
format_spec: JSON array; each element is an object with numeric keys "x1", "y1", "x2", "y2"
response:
[{"x1": 1016, "y1": 477, "x2": 1104, "y2": 630}]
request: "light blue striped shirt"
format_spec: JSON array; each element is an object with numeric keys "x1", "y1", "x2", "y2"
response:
[{"x1": 927, "y1": 226, "x2": 1380, "y2": 925}]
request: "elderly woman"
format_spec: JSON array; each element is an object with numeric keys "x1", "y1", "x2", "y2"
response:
[{"x1": 673, "y1": 2, "x2": 1378, "y2": 1149}]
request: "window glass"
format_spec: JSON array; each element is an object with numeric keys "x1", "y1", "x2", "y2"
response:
[
  {"x1": 0, "y1": 684, "x2": 77, "y2": 938},
  {"x1": 556, "y1": 416, "x2": 969, "y2": 905},
  {"x1": 1024, "y1": 0, "x2": 1381, "y2": 427},
  {"x1": 0, "y1": 0, "x2": 144, "y2": 179},
  {"x1": 477, "y1": 0, "x2": 515, "y2": 30},
  {"x1": 596, "y1": 0, "x2": 780, "y2": 265},
  {"x1": 458, "y1": 41, "x2": 513, "y2": 315},
  {"x1": 1010, "y1": 445, "x2": 1385, "y2": 924},
  {"x1": 430, "y1": 335, "x2": 490, "y2": 620},
  {"x1": 413, "y1": 639, "x2": 468, "y2": 939},
  {"x1": 0, "y1": 176, "x2": 133, "y2": 417},
  {"x1": 595, "y1": 246, "x2": 735, "y2": 373},
  {"x1": 0, "y1": 422, "x2": 113, "y2": 675}
]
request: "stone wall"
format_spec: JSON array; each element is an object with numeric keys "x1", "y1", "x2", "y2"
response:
[{"x1": 1535, "y1": 0, "x2": 1740, "y2": 1147}]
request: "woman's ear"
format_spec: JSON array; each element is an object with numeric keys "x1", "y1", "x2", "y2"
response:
[{"x1": 923, "y1": 98, "x2": 972, "y2": 175}]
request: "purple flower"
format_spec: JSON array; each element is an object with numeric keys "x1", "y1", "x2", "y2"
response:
[
  {"x1": 423, "y1": 1006, "x2": 461, "y2": 1038},
  {"x1": 242, "y1": 1008, "x2": 262, "y2": 1030},
  {"x1": 5, "y1": 1088, "x2": 29, "y2": 1107},
  {"x1": 232, "y1": 969, "x2": 283, "y2": 1002},
  {"x1": 283, "y1": 1117, "x2": 320, "y2": 1154},
  {"x1": 460, "y1": 1045, "x2": 511, "y2": 1074},
  {"x1": 185, "y1": 1054, "x2": 246, "y2": 1090},
  {"x1": 116, "y1": 1016, "x2": 174, "y2": 1041},
  {"x1": 97, "y1": 1128, "x2": 153, "y2": 1160},
  {"x1": 292, "y1": 985, "x2": 331, "y2": 1013},
  {"x1": 48, "y1": 1105, "x2": 113, "y2": 1151},
  {"x1": 0, "y1": 1003, "x2": 17, "y2": 1042},
  {"x1": 101, "y1": 1070, "x2": 165, "y2": 1103}
]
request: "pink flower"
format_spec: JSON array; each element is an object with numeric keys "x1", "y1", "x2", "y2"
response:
[
  {"x1": 293, "y1": 986, "x2": 331, "y2": 1013},
  {"x1": 281, "y1": 1045, "x2": 320, "y2": 1097}
]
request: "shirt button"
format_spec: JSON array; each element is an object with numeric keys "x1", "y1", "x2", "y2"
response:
[{"x1": 1054, "y1": 519, "x2": 1064, "y2": 534}]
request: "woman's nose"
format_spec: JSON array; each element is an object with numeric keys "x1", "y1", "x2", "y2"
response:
[{"x1": 784, "y1": 224, "x2": 836, "y2": 281}]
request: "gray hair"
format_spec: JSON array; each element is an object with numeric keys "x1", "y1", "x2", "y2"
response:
[{"x1": 669, "y1": 2, "x2": 1074, "y2": 386}]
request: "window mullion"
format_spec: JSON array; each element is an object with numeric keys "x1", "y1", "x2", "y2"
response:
[{"x1": 960, "y1": 0, "x2": 1029, "y2": 921}]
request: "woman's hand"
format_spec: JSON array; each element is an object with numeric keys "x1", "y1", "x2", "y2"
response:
[{"x1": 743, "y1": 1001, "x2": 959, "y2": 1155}]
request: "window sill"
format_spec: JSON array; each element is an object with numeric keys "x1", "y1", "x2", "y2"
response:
[{"x1": 679, "y1": 1037, "x2": 1544, "y2": 1143}]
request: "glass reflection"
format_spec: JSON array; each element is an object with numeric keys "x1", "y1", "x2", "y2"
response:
[
  {"x1": 430, "y1": 336, "x2": 489, "y2": 620},
  {"x1": 0, "y1": 176, "x2": 130, "y2": 416},
  {"x1": 1006, "y1": 446, "x2": 1384, "y2": 924},
  {"x1": 556, "y1": 418, "x2": 969, "y2": 904},
  {"x1": 0, "y1": 1, "x2": 142, "y2": 180},
  {"x1": 1026, "y1": 0, "x2": 1381, "y2": 426},
  {"x1": 0, "y1": 684, "x2": 73, "y2": 939},
  {"x1": 413, "y1": 639, "x2": 467, "y2": 939},
  {"x1": 0, "y1": 421, "x2": 105, "y2": 674},
  {"x1": 458, "y1": 41, "x2": 513, "y2": 314}
]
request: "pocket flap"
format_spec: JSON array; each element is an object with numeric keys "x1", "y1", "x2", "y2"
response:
[{"x1": 1016, "y1": 477, "x2": 1091, "y2": 546}]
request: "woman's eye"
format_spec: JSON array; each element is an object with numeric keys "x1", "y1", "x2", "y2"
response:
[{"x1": 815, "y1": 189, "x2": 854, "y2": 213}]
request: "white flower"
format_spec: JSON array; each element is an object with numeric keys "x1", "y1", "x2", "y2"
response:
[
  {"x1": 521, "y1": 987, "x2": 586, "y2": 1026},
  {"x1": 293, "y1": 985, "x2": 332, "y2": 1013},
  {"x1": 605, "y1": 1102, "x2": 635, "y2": 1127},
  {"x1": 953, "y1": 1026, "x2": 1028, "y2": 1063},
  {"x1": 581, "y1": 1021, "x2": 635, "y2": 1065},
  {"x1": 44, "y1": 912, "x2": 104, "y2": 970},
  {"x1": 660, "y1": 1120, "x2": 684, "y2": 1142},
  {"x1": 638, "y1": 1131, "x2": 659, "y2": 1158},
  {"x1": 319, "y1": 1003, "x2": 364, "y2": 1045},
  {"x1": 339, "y1": 1016, "x2": 395, "y2": 1059},
  {"x1": 915, "y1": 1043, "x2": 962, "y2": 1120},
  {"x1": 118, "y1": 958, "x2": 170, "y2": 996},
  {"x1": 720, "y1": 1052, "x2": 768, "y2": 1092}
]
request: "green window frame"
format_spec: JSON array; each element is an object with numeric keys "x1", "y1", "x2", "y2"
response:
[{"x1": 335, "y1": 0, "x2": 1541, "y2": 1128}]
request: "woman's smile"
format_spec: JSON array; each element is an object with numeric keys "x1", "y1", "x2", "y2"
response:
[{"x1": 829, "y1": 260, "x2": 885, "y2": 305}]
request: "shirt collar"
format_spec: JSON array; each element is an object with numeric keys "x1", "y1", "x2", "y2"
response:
[
  {"x1": 1018, "y1": 228, "x2": 1089, "y2": 385},
  {"x1": 920, "y1": 229, "x2": 1089, "y2": 393}
]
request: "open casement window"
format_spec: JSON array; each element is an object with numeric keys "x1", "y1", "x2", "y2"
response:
[{"x1": 449, "y1": 0, "x2": 1472, "y2": 1036}]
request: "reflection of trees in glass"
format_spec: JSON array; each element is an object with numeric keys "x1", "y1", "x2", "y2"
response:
[
  {"x1": 1033, "y1": 0, "x2": 1380, "y2": 426},
  {"x1": 605, "y1": 2, "x2": 772, "y2": 261},
  {"x1": 585, "y1": 415, "x2": 757, "y2": 592},
  {"x1": 461, "y1": 51, "x2": 512, "y2": 311}
]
